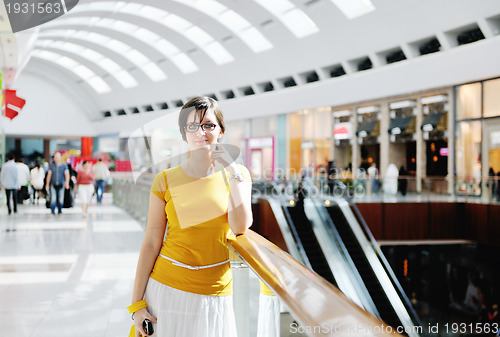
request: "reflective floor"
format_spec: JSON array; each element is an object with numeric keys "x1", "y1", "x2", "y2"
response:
[
  {"x1": 0, "y1": 195, "x2": 144, "y2": 337},
  {"x1": 0, "y1": 195, "x2": 268, "y2": 337}
]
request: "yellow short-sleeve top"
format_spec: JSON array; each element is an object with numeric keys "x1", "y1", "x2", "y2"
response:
[{"x1": 149, "y1": 164, "x2": 250, "y2": 296}]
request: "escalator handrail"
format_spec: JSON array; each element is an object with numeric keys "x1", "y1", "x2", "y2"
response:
[
  {"x1": 229, "y1": 230, "x2": 405, "y2": 337},
  {"x1": 333, "y1": 180, "x2": 427, "y2": 336},
  {"x1": 269, "y1": 182, "x2": 313, "y2": 270}
]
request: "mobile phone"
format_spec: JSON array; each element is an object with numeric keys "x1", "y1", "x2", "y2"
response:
[{"x1": 143, "y1": 318, "x2": 154, "y2": 335}]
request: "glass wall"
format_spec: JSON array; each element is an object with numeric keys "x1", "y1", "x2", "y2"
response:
[
  {"x1": 483, "y1": 78, "x2": 500, "y2": 118},
  {"x1": 455, "y1": 77, "x2": 500, "y2": 197},
  {"x1": 456, "y1": 83, "x2": 482, "y2": 120}
]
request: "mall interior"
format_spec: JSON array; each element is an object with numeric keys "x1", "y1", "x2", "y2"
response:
[{"x1": 1, "y1": 0, "x2": 500, "y2": 336}]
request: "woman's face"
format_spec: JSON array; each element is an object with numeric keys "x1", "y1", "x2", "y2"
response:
[{"x1": 185, "y1": 109, "x2": 222, "y2": 150}]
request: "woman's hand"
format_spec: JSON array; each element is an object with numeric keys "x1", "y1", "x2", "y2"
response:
[
  {"x1": 210, "y1": 144, "x2": 240, "y2": 172},
  {"x1": 133, "y1": 308, "x2": 157, "y2": 336}
]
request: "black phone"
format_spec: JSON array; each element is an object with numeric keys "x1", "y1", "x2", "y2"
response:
[{"x1": 143, "y1": 318, "x2": 154, "y2": 335}]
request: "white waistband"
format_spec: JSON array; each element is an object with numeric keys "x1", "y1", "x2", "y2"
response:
[{"x1": 159, "y1": 254, "x2": 230, "y2": 270}]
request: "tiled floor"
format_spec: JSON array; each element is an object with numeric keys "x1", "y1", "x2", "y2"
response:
[
  {"x1": 0, "y1": 195, "x2": 265, "y2": 337},
  {"x1": 0, "y1": 195, "x2": 144, "y2": 337}
]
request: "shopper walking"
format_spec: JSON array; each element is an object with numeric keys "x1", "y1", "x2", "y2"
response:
[
  {"x1": 74, "y1": 161, "x2": 95, "y2": 218},
  {"x1": 1, "y1": 154, "x2": 19, "y2": 215},
  {"x1": 45, "y1": 151, "x2": 69, "y2": 216},
  {"x1": 129, "y1": 96, "x2": 252, "y2": 337},
  {"x1": 16, "y1": 157, "x2": 30, "y2": 203},
  {"x1": 93, "y1": 159, "x2": 110, "y2": 204},
  {"x1": 30, "y1": 161, "x2": 45, "y2": 204}
]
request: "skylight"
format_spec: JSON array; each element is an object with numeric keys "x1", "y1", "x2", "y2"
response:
[
  {"x1": 172, "y1": 0, "x2": 273, "y2": 53},
  {"x1": 330, "y1": 0, "x2": 375, "y2": 19},
  {"x1": 31, "y1": 49, "x2": 111, "y2": 94},
  {"x1": 72, "y1": 1, "x2": 234, "y2": 64},
  {"x1": 253, "y1": 0, "x2": 319, "y2": 38},
  {"x1": 43, "y1": 17, "x2": 196, "y2": 74},
  {"x1": 35, "y1": 39, "x2": 138, "y2": 88},
  {"x1": 39, "y1": 30, "x2": 168, "y2": 80}
]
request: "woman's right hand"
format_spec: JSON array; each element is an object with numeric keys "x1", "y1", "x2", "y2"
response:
[{"x1": 133, "y1": 308, "x2": 157, "y2": 336}]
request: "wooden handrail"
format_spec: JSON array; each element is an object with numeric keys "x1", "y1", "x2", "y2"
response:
[{"x1": 229, "y1": 230, "x2": 404, "y2": 336}]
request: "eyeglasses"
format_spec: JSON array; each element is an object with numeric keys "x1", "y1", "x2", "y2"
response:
[{"x1": 185, "y1": 122, "x2": 218, "y2": 133}]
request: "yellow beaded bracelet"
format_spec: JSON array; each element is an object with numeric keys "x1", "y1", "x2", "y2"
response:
[{"x1": 127, "y1": 300, "x2": 147, "y2": 314}]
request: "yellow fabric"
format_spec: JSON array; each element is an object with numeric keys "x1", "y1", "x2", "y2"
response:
[
  {"x1": 129, "y1": 324, "x2": 136, "y2": 337},
  {"x1": 150, "y1": 164, "x2": 251, "y2": 296},
  {"x1": 127, "y1": 299, "x2": 147, "y2": 314},
  {"x1": 259, "y1": 279, "x2": 275, "y2": 296}
]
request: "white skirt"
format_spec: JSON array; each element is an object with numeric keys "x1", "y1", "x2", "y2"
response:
[
  {"x1": 144, "y1": 278, "x2": 238, "y2": 337},
  {"x1": 78, "y1": 184, "x2": 94, "y2": 204},
  {"x1": 257, "y1": 294, "x2": 281, "y2": 337}
]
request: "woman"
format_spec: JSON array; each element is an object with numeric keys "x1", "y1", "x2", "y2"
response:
[
  {"x1": 74, "y1": 161, "x2": 94, "y2": 217},
  {"x1": 30, "y1": 161, "x2": 45, "y2": 204},
  {"x1": 129, "y1": 97, "x2": 253, "y2": 337}
]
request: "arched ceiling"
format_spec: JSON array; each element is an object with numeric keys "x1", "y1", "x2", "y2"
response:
[{"x1": 10, "y1": 0, "x2": 500, "y2": 126}]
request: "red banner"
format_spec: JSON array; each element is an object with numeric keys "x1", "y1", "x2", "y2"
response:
[{"x1": 3, "y1": 89, "x2": 26, "y2": 120}]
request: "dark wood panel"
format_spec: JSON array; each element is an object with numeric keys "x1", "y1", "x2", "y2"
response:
[
  {"x1": 384, "y1": 203, "x2": 429, "y2": 240},
  {"x1": 465, "y1": 203, "x2": 488, "y2": 243},
  {"x1": 355, "y1": 203, "x2": 383, "y2": 240},
  {"x1": 428, "y1": 203, "x2": 459, "y2": 239},
  {"x1": 488, "y1": 204, "x2": 500, "y2": 246},
  {"x1": 253, "y1": 199, "x2": 288, "y2": 252}
]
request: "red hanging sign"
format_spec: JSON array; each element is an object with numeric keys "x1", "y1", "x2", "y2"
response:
[{"x1": 3, "y1": 89, "x2": 26, "y2": 120}]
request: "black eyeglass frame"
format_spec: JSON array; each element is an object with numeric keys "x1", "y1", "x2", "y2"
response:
[{"x1": 185, "y1": 122, "x2": 218, "y2": 133}]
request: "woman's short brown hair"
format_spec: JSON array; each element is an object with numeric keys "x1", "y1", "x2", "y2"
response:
[{"x1": 178, "y1": 96, "x2": 225, "y2": 142}]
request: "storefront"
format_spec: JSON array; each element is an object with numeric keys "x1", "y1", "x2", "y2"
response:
[
  {"x1": 356, "y1": 105, "x2": 380, "y2": 172},
  {"x1": 332, "y1": 109, "x2": 353, "y2": 171},
  {"x1": 455, "y1": 77, "x2": 500, "y2": 197}
]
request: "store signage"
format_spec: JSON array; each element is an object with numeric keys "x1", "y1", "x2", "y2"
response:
[
  {"x1": 333, "y1": 122, "x2": 352, "y2": 139},
  {"x1": 391, "y1": 127, "x2": 402, "y2": 135},
  {"x1": 2, "y1": 89, "x2": 26, "y2": 120},
  {"x1": 440, "y1": 148, "x2": 449, "y2": 156},
  {"x1": 422, "y1": 124, "x2": 434, "y2": 132},
  {"x1": 249, "y1": 137, "x2": 273, "y2": 149}
]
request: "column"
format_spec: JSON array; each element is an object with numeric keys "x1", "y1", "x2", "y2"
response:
[
  {"x1": 447, "y1": 88, "x2": 455, "y2": 195},
  {"x1": 416, "y1": 97, "x2": 425, "y2": 192},
  {"x1": 380, "y1": 102, "x2": 390, "y2": 177}
]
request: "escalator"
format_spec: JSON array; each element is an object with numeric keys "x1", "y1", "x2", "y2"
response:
[
  {"x1": 327, "y1": 204, "x2": 402, "y2": 330},
  {"x1": 263, "y1": 184, "x2": 424, "y2": 337},
  {"x1": 285, "y1": 206, "x2": 337, "y2": 286}
]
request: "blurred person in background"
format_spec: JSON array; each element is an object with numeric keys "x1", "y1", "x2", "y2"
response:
[
  {"x1": 74, "y1": 161, "x2": 95, "y2": 218},
  {"x1": 16, "y1": 157, "x2": 30, "y2": 204},
  {"x1": 93, "y1": 158, "x2": 110, "y2": 204},
  {"x1": 30, "y1": 161, "x2": 45, "y2": 204},
  {"x1": 1, "y1": 154, "x2": 19, "y2": 215},
  {"x1": 45, "y1": 151, "x2": 69, "y2": 217}
]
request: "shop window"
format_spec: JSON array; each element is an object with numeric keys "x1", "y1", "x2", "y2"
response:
[
  {"x1": 456, "y1": 121, "x2": 482, "y2": 179},
  {"x1": 484, "y1": 78, "x2": 500, "y2": 118},
  {"x1": 456, "y1": 83, "x2": 482, "y2": 120}
]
